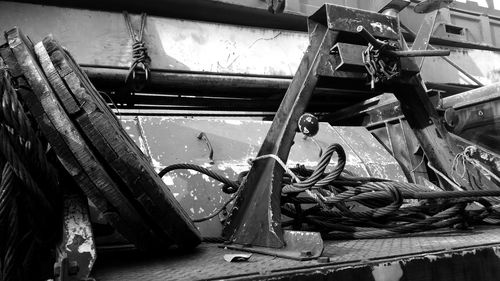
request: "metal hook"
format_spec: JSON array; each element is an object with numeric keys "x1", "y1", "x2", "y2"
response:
[{"x1": 197, "y1": 132, "x2": 214, "y2": 164}]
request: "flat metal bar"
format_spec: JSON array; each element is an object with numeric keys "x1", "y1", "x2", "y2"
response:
[
  {"x1": 223, "y1": 22, "x2": 338, "y2": 248},
  {"x1": 391, "y1": 49, "x2": 450, "y2": 57},
  {"x1": 412, "y1": 10, "x2": 438, "y2": 69},
  {"x1": 443, "y1": 82, "x2": 500, "y2": 109}
]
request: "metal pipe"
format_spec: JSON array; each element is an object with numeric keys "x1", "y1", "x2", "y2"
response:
[
  {"x1": 357, "y1": 26, "x2": 450, "y2": 58},
  {"x1": 82, "y1": 66, "x2": 378, "y2": 98},
  {"x1": 443, "y1": 82, "x2": 500, "y2": 109},
  {"x1": 390, "y1": 49, "x2": 451, "y2": 57}
]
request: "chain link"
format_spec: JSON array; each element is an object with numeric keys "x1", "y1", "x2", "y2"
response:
[{"x1": 362, "y1": 42, "x2": 400, "y2": 89}]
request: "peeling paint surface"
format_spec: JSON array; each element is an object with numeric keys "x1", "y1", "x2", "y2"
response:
[
  {"x1": 119, "y1": 117, "x2": 407, "y2": 237},
  {"x1": 60, "y1": 194, "x2": 96, "y2": 279},
  {"x1": 372, "y1": 262, "x2": 403, "y2": 281}
]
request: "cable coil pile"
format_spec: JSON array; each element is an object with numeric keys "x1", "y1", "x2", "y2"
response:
[{"x1": 160, "y1": 143, "x2": 500, "y2": 240}]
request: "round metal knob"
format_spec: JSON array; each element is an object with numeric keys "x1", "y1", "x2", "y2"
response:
[{"x1": 298, "y1": 113, "x2": 319, "y2": 137}]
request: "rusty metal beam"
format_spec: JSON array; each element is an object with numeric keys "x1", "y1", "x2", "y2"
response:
[{"x1": 223, "y1": 20, "x2": 338, "y2": 248}]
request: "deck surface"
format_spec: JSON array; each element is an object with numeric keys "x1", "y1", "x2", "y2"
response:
[{"x1": 93, "y1": 226, "x2": 500, "y2": 280}]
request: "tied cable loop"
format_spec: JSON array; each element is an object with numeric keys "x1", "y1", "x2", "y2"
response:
[
  {"x1": 123, "y1": 11, "x2": 151, "y2": 92},
  {"x1": 248, "y1": 154, "x2": 302, "y2": 183},
  {"x1": 452, "y1": 146, "x2": 500, "y2": 184}
]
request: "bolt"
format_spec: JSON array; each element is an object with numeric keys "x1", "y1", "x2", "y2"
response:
[
  {"x1": 317, "y1": 257, "x2": 330, "y2": 263},
  {"x1": 478, "y1": 110, "x2": 484, "y2": 117},
  {"x1": 300, "y1": 250, "x2": 312, "y2": 257}
]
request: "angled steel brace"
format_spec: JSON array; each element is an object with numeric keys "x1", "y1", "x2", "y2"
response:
[
  {"x1": 223, "y1": 20, "x2": 338, "y2": 249},
  {"x1": 223, "y1": 3, "x2": 400, "y2": 253}
]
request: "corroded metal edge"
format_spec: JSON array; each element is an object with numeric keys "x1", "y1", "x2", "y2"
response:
[{"x1": 224, "y1": 243, "x2": 500, "y2": 281}]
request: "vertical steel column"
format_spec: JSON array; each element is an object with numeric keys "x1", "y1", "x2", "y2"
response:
[{"x1": 223, "y1": 21, "x2": 338, "y2": 248}]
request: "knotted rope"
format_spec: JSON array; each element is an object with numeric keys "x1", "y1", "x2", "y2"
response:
[
  {"x1": 452, "y1": 146, "x2": 500, "y2": 184},
  {"x1": 123, "y1": 11, "x2": 151, "y2": 92}
]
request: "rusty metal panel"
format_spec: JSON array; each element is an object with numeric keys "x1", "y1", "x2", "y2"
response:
[
  {"x1": 121, "y1": 117, "x2": 407, "y2": 238},
  {"x1": 58, "y1": 192, "x2": 96, "y2": 279},
  {"x1": 310, "y1": 4, "x2": 400, "y2": 40}
]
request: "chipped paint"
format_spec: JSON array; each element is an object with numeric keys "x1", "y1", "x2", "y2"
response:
[
  {"x1": 124, "y1": 117, "x2": 408, "y2": 237},
  {"x1": 60, "y1": 194, "x2": 96, "y2": 279},
  {"x1": 162, "y1": 175, "x2": 174, "y2": 186},
  {"x1": 372, "y1": 262, "x2": 404, "y2": 281},
  {"x1": 224, "y1": 120, "x2": 243, "y2": 125},
  {"x1": 370, "y1": 22, "x2": 385, "y2": 33}
]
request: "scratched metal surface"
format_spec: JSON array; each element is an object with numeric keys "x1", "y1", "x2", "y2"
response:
[
  {"x1": 92, "y1": 226, "x2": 500, "y2": 281},
  {"x1": 119, "y1": 117, "x2": 407, "y2": 237}
]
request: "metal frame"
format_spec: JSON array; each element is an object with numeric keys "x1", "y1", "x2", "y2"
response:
[{"x1": 223, "y1": 2, "x2": 500, "y2": 257}]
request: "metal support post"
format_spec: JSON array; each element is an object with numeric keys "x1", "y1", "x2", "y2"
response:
[
  {"x1": 223, "y1": 19, "x2": 338, "y2": 249},
  {"x1": 223, "y1": 4, "x2": 401, "y2": 258}
]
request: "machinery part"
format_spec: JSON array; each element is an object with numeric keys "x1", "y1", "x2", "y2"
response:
[
  {"x1": 358, "y1": 25, "x2": 449, "y2": 88},
  {"x1": 411, "y1": 10, "x2": 438, "y2": 69},
  {"x1": 297, "y1": 113, "x2": 319, "y2": 137},
  {"x1": 400, "y1": 23, "x2": 484, "y2": 86},
  {"x1": 197, "y1": 132, "x2": 215, "y2": 164},
  {"x1": 362, "y1": 42, "x2": 400, "y2": 89},
  {"x1": 222, "y1": 16, "x2": 339, "y2": 249},
  {"x1": 414, "y1": 0, "x2": 454, "y2": 14},
  {"x1": 222, "y1": 230, "x2": 323, "y2": 261},
  {"x1": 329, "y1": 43, "x2": 366, "y2": 72},
  {"x1": 38, "y1": 34, "x2": 201, "y2": 248},
  {"x1": 357, "y1": 26, "x2": 450, "y2": 58},
  {"x1": 223, "y1": 4, "x2": 402, "y2": 251}
]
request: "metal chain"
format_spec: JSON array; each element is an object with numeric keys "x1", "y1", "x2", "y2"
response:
[{"x1": 362, "y1": 43, "x2": 400, "y2": 89}]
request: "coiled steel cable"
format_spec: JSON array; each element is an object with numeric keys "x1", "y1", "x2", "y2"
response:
[
  {"x1": 160, "y1": 142, "x2": 500, "y2": 240},
  {"x1": 0, "y1": 60, "x2": 61, "y2": 281}
]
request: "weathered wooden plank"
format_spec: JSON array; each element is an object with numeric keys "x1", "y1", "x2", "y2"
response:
[
  {"x1": 41, "y1": 36, "x2": 201, "y2": 248},
  {"x1": 3, "y1": 27, "x2": 167, "y2": 250}
]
